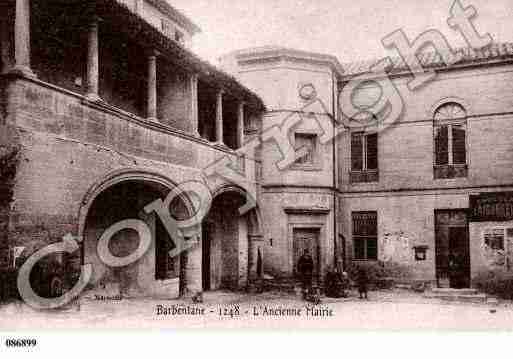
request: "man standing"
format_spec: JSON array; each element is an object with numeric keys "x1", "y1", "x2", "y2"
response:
[{"x1": 297, "y1": 249, "x2": 314, "y2": 298}]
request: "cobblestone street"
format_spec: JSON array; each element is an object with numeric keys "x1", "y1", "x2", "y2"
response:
[{"x1": 1, "y1": 290, "x2": 512, "y2": 330}]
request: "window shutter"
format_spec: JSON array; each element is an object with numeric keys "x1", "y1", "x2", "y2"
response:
[
  {"x1": 366, "y1": 133, "x2": 378, "y2": 170},
  {"x1": 452, "y1": 125, "x2": 466, "y2": 164},
  {"x1": 435, "y1": 125, "x2": 449, "y2": 165},
  {"x1": 351, "y1": 133, "x2": 363, "y2": 171}
]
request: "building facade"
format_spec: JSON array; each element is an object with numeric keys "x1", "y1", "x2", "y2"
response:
[
  {"x1": 222, "y1": 44, "x2": 513, "y2": 288},
  {"x1": 3, "y1": 0, "x2": 513, "y2": 303},
  {"x1": 0, "y1": 0, "x2": 266, "y2": 300}
]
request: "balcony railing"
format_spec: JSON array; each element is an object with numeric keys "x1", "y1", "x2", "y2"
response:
[
  {"x1": 349, "y1": 170, "x2": 379, "y2": 184},
  {"x1": 434, "y1": 164, "x2": 468, "y2": 179}
]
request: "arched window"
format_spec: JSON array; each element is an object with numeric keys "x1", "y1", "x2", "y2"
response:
[{"x1": 433, "y1": 102, "x2": 468, "y2": 178}]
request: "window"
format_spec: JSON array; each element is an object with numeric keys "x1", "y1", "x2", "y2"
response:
[
  {"x1": 353, "y1": 211, "x2": 378, "y2": 260},
  {"x1": 294, "y1": 133, "x2": 317, "y2": 166},
  {"x1": 350, "y1": 132, "x2": 378, "y2": 183},
  {"x1": 175, "y1": 29, "x2": 185, "y2": 44},
  {"x1": 161, "y1": 19, "x2": 179, "y2": 41},
  {"x1": 434, "y1": 103, "x2": 468, "y2": 179},
  {"x1": 484, "y1": 228, "x2": 505, "y2": 250}
]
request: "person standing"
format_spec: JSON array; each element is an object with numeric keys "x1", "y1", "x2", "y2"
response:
[
  {"x1": 297, "y1": 249, "x2": 314, "y2": 299},
  {"x1": 356, "y1": 266, "x2": 369, "y2": 299}
]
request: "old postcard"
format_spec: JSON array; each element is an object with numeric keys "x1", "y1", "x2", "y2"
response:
[{"x1": 1, "y1": 0, "x2": 513, "y2": 351}]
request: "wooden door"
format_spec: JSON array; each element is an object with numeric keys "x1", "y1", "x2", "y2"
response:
[
  {"x1": 293, "y1": 228, "x2": 320, "y2": 279},
  {"x1": 435, "y1": 210, "x2": 470, "y2": 288}
]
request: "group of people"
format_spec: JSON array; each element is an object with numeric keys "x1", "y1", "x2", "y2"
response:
[{"x1": 296, "y1": 249, "x2": 369, "y2": 300}]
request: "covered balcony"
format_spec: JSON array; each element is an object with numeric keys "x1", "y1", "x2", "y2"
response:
[{"x1": 0, "y1": 0, "x2": 264, "y2": 157}]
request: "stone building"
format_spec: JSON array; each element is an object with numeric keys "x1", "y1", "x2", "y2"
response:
[
  {"x1": 3, "y1": 0, "x2": 513, "y2": 301},
  {"x1": 222, "y1": 44, "x2": 513, "y2": 288},
  {"x1": 220, "y1": 47, "x2": 343, "y2": 284},
  {"x1": 0, "y1": 0, "x2": 266, "y2": 299}
]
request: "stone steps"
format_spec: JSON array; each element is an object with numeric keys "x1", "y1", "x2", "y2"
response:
[
  {"x1": 430, "y1": 287, "x2": 478, "y2": 295},
  {"x1": 424, "y1": 288, "x2": 488, "y2": 303}
]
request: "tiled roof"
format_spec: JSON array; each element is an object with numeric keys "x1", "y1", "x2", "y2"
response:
[{"x1": 341, "y1": 42, "x2": 513, "y2": 79}]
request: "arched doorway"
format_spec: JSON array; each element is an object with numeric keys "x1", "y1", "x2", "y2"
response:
[
  {"x1": 80, "y1": 175, "x2": 193, "y2": 298},
  {"x1": 202, "y1": 187, "x2": 262, "y2": 291}
]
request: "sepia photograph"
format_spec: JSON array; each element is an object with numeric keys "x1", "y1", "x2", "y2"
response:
[{"x1": 1, "y1": 0, "x2": 513, "y2": 354}]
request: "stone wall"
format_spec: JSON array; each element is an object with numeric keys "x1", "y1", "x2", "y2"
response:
[
  {"x1": 260, "y1": 189, "x2": 335, "y2": 278},
  {"x1": 338, "y1": 64, "x2": 513, "y2": 192},
  {"x1": 2, "y1": 75, "x2": 259, "y2": 296}
]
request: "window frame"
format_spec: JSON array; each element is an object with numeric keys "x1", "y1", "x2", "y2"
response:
[
  {"x1": 433, "y1": 102, "x2": 468, "y2": 179},
  {"x1": 352, "y1": 211, "x2": 378, "y2": 261},
  {"x1": 350, "y1": 131, "x2": 379, "y2": 183},
  {"x1": 292, "y1": 132, "x2": 322, "y2": 170},
  {"x1": 483, "y1": 227, "x2": 505, "y2": 251}
]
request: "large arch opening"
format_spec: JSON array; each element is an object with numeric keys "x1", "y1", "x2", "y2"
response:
[
  {"x1": 202, "y1": 188, "x2": 262, "y2": 291},
  {"x1": 81, "y1": 179, "x2": 192, "y2": 299}
]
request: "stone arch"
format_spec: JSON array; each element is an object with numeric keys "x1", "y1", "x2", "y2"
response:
[
  {"x1": 429, "y1": 97, "x2": 471, "y2": 120},
  {"x1": 211, "y1": 184, "x2": 263, "y2": 236},
  {"x1": 78, "y1": 168, "x2": 194, "y2": 237},
  {"x1": 77, "y1": 168, "x2": 196, "y2": 298},
  {"x1": 202, "y1": 184, "x2": 263, "y2": 291}
]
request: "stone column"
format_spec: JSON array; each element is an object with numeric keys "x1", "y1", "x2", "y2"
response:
[
  {"x1": 185, "y1": 236, "x2": 202, "y2": 297},
  {"x1": 189, "y1": 73, "x2": 199, "y2": 136},
  {"x1": 237, "y1": 101, "x2": 245, "y2": 148},
  {"x1": 0, "y1": 17, "x2": 12, "y2": 74},
  {"x1": 248, "y1": 234, "x2": 264, "y2": 280},
  {"x1": 135, "y1": 0, "x2": 144, "y2": 14},
  {"x1": 11, "y1": 0, "x2": 35, "y2": 77},
  {"x1": 86, "y1": 17, "x2": 101, "y2": 101},
  {"x1": 216, "y1": 89, "x2": 224, "y2": 144},
  {"x1": 147, "y1": 51, "x2": 158, "y2": 121}
]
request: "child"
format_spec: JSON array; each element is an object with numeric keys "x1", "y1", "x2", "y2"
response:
[{"x1": 356, "y1": 266, "x2": 369, "y2": 299}]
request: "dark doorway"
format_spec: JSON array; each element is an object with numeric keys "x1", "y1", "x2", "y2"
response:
[
  {"x1": 293, "y1": 228, "x2": 320, "y2": 282},
  {"x1": 435, "y1": 210, "x2": 470, "y2": 288},
  {"x1": 202, "y1": 223, "x2": 213, "y2": 291}
]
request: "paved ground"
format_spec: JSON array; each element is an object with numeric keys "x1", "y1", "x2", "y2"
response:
[{"x1": 1, "y1": 289, "x2": 512, "y2": 330}]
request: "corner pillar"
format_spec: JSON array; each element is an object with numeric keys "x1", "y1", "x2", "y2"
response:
[
  {"x1": 184, "y1": 236, "x2": 202, "y2": 297},
  {"x1": 147, "y1": 51, "x2": 159, "y2": 121},
  {"x1": 215, "y1": 89, "x2": 224, "y2": 144},
  {"x1": 190, "y1": 73, "x2": 199, "y2": 136},
  {"x1": 237, "y1": 101, "x2": 245, "y2": 148},
  {"x1": 86, "y1": 16, "x2": 101, "y2": 101},
  {"x1": 11, "y1": 0, "x2": 35, "y2": 77}
]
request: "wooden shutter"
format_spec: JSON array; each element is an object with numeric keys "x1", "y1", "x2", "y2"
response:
[
  {"x1": 351, "y1": 133, "x2": 363, "y2": 171},
  {"x1": 435, "y1": 125, "x2": 449, "y2": 165},
  {"x1": 452, "y1": 124, "x2": 466, "y2": 164},
  {"x1": 366, "y1": 133, "x2": 378, "y2": 170}
]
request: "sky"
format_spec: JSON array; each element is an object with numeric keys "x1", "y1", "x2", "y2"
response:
[{"x1": 169, "y1": 0, "x2": 513, "y2": 66}]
